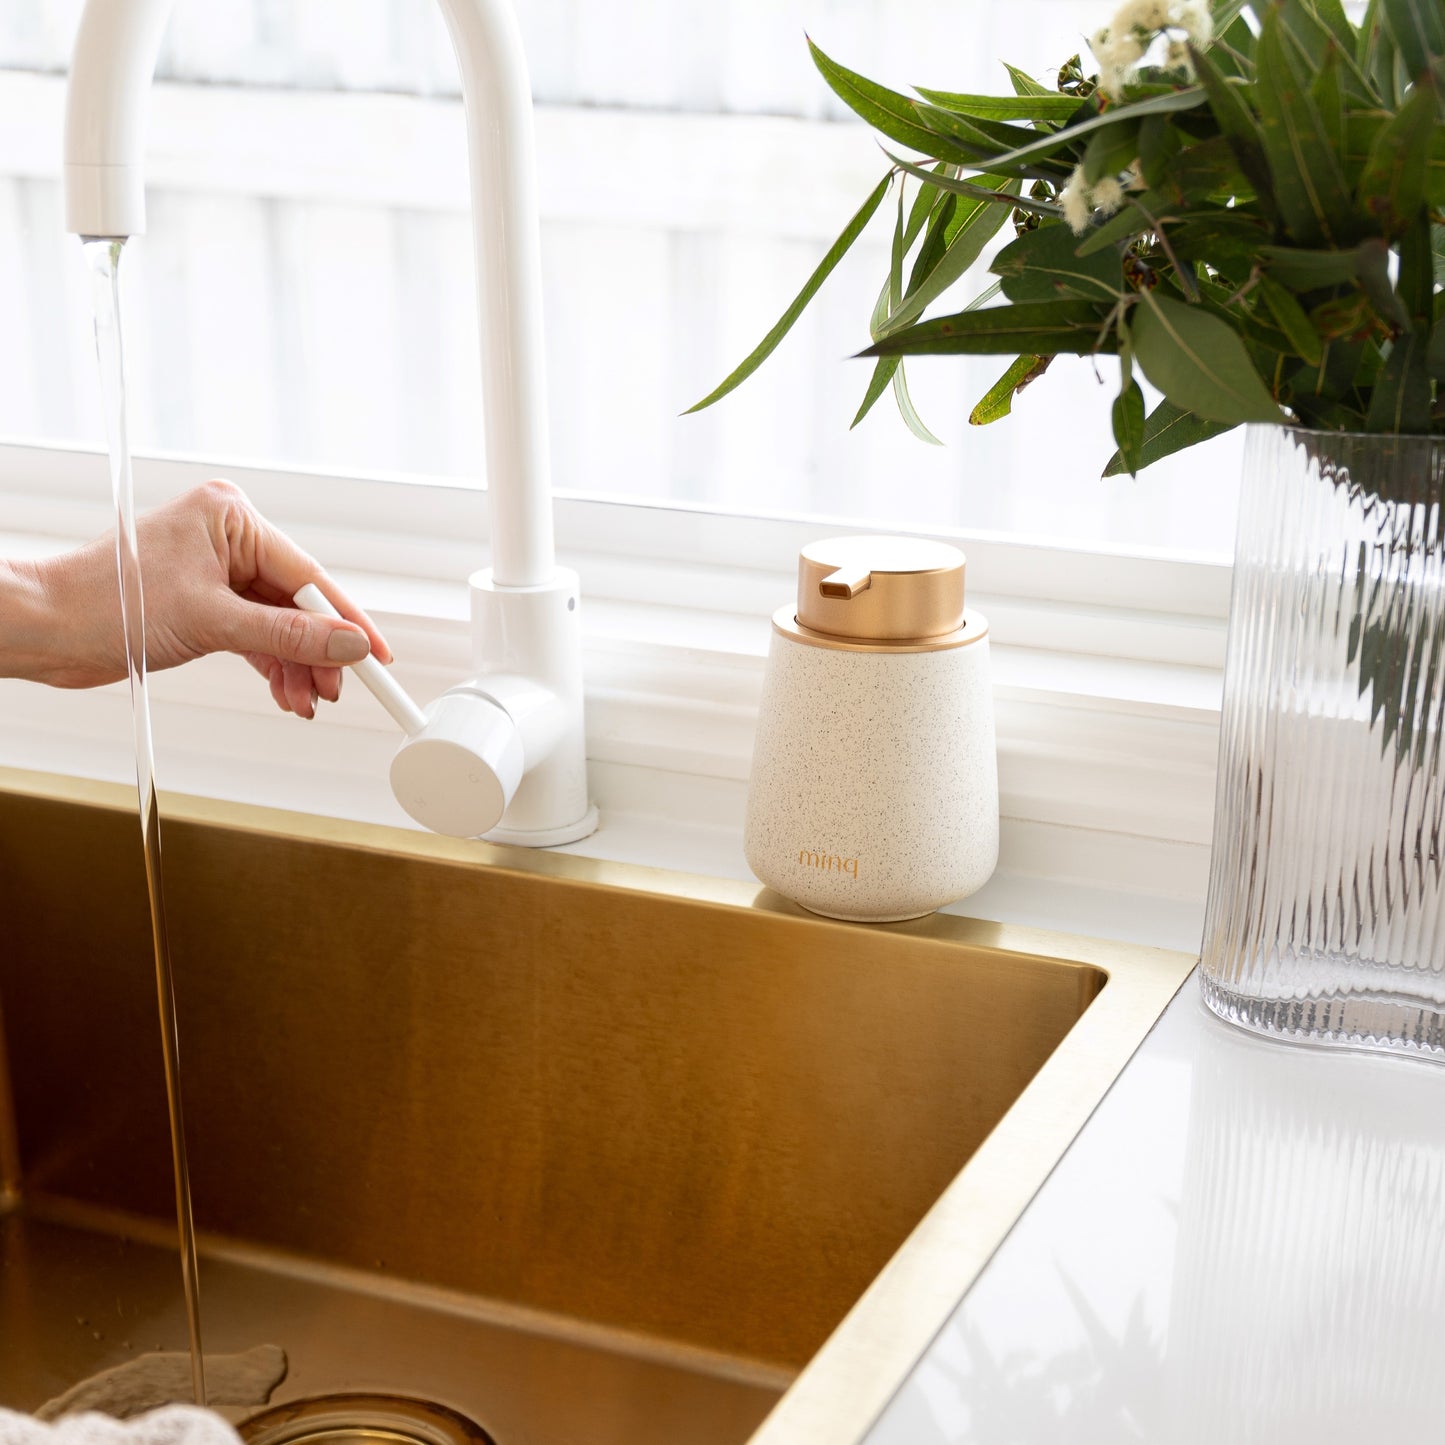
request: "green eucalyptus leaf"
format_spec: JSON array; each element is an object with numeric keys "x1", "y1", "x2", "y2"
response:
[
  {"x1": 891, "y1": 361, "x2": 943, "y2": 444},
  {"x1": 1196, "y1": 280, "x2": 1296, "y2": 353},
  {"x1": 1101, "y1": 397, "x2": 1236, "y2": 475},
  {"x1": 1357, "y1": 80, "x2": 1437, "y2": 235},
  {"x1": 1358, "y1": 0, "x2": 1384, "y2": 65},
  {"x1": 808, "y1": 38, "x2": 976, "y2": 161},
  {"x1": 1275, "y1": 0, "x2": 1339, "y2": 66},
  {"x1": 902, "y1": 167, "x2": 944, "y2": 252},
  {"x1": 1365, "y1": 327, "x2": 1432, "y2": 430},
  {"x1": 869, "y1": 273, "x2": 891, "y2": 341},
  {"x1": 1360, "y1": 0, "x2": 1401, "y2": 98},
  {"x1": 1356, "y1": 235, "x2": 1411, "y2": 328},
  {"x1": 1073, "y1": 196, "x2": 1163, "y2": 256},
  {"x1": 1166, "y1": 210, "x2": 1274, "y2": 267},
  {"x1": 1004, "y1": 62, "x2": 1054, "y2": 98},
  {"x1": 1259, "y1": 275, "x2": 1325, "y2": 364},
  {"x1": 1213, "y1": 12, "x2": 1260, "y2": 77},
  {"x1": 852, "y1": 356, "x2": 901, "y2": 427},
  {"x1": 1359, "y1": 337, "x2": 1388, "y2": 387},
  {"x1": 1130, "y1": 290, "x2": 1284, "y2": 423},
  {"x1": 910, "y1": 101, "x2": 1072, "y2": 177},
  {"x1": 1382, "y1": 0, "x2": 1445, "y2": 78},
  {"x1": 1260, "y1": 243, "x2": 1363, "y2": 288},
  {"x1": 948, "y1": 87, "x2": 1206, "y2": 176},
  {"x1": 969, "y1": 354, "x2": 1049, "y2": 425},
  {"x1": 1314, "y1": 0, "x2": 1362, "y2": 52},
  {"x1": 914, "y1": 87, "x2": 1085, "y2": 123},
  {"x1": 1311, "y1": 46, "x2": 1346, "y2": 154},
  {"x1": 1277, "y1": 0, "x2": 1376, "y2": 101},
  {"x1": 1427, "y1": 317, "x2": 1445, "y2": 379},
  {"x1": 882, "y1": 149, "x2": 1063, "y2": 217},
  {"x1": 1082, "y1": 119, "x2": 1141, "y2": 186},
  {"x1": 686, "y1": 171, "x2": 892, "y2": 412},
  {"x1": 965, "y1": 278, "x2": 1005, "y2": 311},
  {"x1": 889, "y1": 178, "x2": 906, "y2": 313},
  {"x1": 883, "y1": 175, "x2": 1017, "y2": 336},
  {"x1": 1304, "y1": 338, "x2": 1367, "y2": 399},
  {"x1": 1399, "y1": 209, "x2": 1435, "y2": 322},
  {"x1": 1190, "y1": 44, "x2": 1275, "y2": 206},
  {"x1": 1138, "y1": 115, "x2": 1185, "y2": 190},
  {"x1": 1111, "y1": 376, "x2": 1147, "y2": 474},
  {"x1": 991, "y1": 222, "x2": 1125, "y2": 303},
  {"x1": 1211, "y1": 0, "x2": 1254, "y2": 38},
  {"x1": 1157, "y1": 134, "x2": 1253, "y2": 202},
  {"x1": 1432, "y1": 221, "x2": 1445, "y2": 287},
  {"x1": 903, "y1": 193, "x2": 956, "y2": 310},
  {"x1": 861, "y1": 299, "x2": 1118, "y2": 357},
  {"x1": 1254, "y1": 8, "x2": 1357, "y2": 245}
]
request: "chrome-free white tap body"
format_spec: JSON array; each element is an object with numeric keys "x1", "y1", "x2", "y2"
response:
[
  {"x1": 66, "y1": 0, "x2": 597, "y2": 845},
  {"x1": 295, "y1": 583, "x2": 577, "y2": 841}
]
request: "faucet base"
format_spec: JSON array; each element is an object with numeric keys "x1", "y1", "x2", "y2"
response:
[
  {"x1": 484, "y1": 802, "x2": 600, "y2": 848},
  {"x1": 471, "y1": 566, "x2": 594, "y2": 846}
]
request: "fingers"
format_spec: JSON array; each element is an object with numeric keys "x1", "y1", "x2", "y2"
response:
[
  {"x1": 222, "y1": 592, "x2": 370, "y2": 670},
  {"x1": 242, "y1": 651, "x2": 343, "y2": 718},
  {"x1": 199, "y1": 480, "x2": 394, "y2": 665},
  {"x1": 267, "y1": 660, "x2": 289, "y2": 715},
  {"x1": 282, "y1": 661, "x2": 316, "y2": 719},
  {"x1": 144, "y1": 480, "x2": 396, "y2": 717},
  {"x1": 245, "y1": 516, "x2": 394, "y2": 665},
  {"x1": 314, "y1": 665, "x2": 342, "y2": 704}
]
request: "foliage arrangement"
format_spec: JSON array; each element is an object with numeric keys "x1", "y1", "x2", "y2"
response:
[{"x1": 689, "y1": 0, "x2": 1445, "y2": 475}]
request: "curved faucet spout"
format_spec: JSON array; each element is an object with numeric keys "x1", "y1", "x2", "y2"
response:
[{"x1": 64, "y1": 0, "x2": 556, "y2": 588}]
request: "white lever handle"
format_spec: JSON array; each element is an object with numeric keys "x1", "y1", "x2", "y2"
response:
[{"x1": 293, "y1": 583, "x2": 427, "y2": 736}]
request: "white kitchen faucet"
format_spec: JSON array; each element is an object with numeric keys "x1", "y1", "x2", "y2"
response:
[{"x1": 64, "y1": 0, "x2": 597, "y2": 846}]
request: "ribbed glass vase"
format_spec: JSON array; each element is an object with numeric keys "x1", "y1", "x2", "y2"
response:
[{"x1": 1201, "y1": 426, "x2": 1445, "y2": 1058}]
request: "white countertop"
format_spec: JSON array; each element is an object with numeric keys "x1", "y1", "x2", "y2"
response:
[{"x1": 864, "y1": 976, "x2": 1445, "y2": 1445}]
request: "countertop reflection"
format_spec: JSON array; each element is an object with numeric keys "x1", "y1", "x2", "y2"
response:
[{"x1": 867, "y1": 980, "x2": 1445, "y2": 1445}]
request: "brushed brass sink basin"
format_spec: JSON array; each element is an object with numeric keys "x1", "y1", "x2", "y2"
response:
[{"x1": 0, "y1": 769, "x2": 1191, "y2": 1445}]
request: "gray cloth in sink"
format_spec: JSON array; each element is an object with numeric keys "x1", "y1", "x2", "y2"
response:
[
  {"x1": 33, "y1": 1347, "x2": 286, "y2": 1425},
  {"x1": 0, "y1": 1407, "x2": 239, "y2": 1445}
]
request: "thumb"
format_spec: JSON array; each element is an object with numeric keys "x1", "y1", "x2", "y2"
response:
[{"x1": 224, "y1": 595, "x2": 371, "y2": 667}]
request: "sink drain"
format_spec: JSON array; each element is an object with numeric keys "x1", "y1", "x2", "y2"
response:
[{"x1": 238, "y1": 1394, "x2": 498, "y2": 1445}]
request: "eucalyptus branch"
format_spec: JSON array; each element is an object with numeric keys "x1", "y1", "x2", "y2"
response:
[{"x1": 690, "y1": 1, "x2": 1445, "y2": 469}]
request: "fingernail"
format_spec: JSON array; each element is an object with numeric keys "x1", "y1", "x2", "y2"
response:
[
  {"x1": 310, "y1": 688, "x2": 319, "y2": 715},
  {"x1": 327, "y1": 629, "x2": 370, "y2": 664}
]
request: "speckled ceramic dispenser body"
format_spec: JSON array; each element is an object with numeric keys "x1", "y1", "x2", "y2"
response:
[{"x1": 745, "y1": 537, "x2": 999, "y2": 923}]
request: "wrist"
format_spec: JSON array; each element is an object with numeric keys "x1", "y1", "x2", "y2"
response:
[{"x1": 0, "y1": 556, "x2": 64, "y2": 684}]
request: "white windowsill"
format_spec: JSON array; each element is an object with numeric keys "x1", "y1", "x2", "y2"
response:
[{"x1": 0, "y1": 439, "x2": 1224, "y2": 951}]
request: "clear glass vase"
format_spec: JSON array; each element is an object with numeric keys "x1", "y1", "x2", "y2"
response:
[{"x1": 1201, "y1": 425, "x2": 1445, "y2": 1058}]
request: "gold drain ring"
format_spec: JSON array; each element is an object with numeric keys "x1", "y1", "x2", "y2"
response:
[{"x1": 239, "y1": 1394, "x2": 498, "y2": 1445}]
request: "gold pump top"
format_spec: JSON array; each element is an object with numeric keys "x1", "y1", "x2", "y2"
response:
[{"x1": 796, "y1": 535, "x2": 967, "y2": 643}]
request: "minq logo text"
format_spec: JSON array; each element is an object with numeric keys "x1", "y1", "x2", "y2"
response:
[{"x1": 797, "y1": 849, "x2": 860, "y2": 880}]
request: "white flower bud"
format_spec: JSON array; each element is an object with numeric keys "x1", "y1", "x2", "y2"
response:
[
  {"x1": 1090, "y1": 176, "x2": 1126, "y2": 215},
  {"x1": 1060, "y1": 166, "x2": 1093, "y2": 235},
  {"x1": 1171, "y1": 0, "x2": 1212, "y2": 45}
]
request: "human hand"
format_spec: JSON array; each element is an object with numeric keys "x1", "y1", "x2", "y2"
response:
[{"x1": 6, "y1": 480, "x2": 393, "y2": 718}]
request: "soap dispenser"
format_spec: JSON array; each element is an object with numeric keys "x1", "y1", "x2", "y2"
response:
[{"x1": 745, "y1": 536, "x2": 998, "y2": 922}]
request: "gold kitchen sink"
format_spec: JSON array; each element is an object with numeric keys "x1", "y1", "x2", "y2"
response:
[{"x1": 0, "y1": 768, "x2": 1192, "y2": 1445}]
